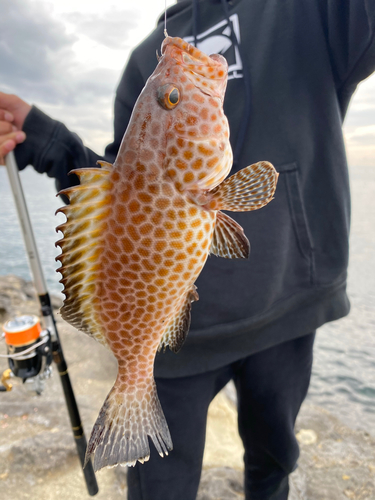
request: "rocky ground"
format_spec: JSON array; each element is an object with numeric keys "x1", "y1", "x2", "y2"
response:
[{"x1": 0, "y1": 275, "x2": 374, "y2": 500}]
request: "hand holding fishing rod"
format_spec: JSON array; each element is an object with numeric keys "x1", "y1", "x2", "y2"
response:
[
  {"x1": 0, "y1": 92, "x2": 31, "y2": 164},
  {"x1": 2, "y1": 149, "x2": 99, "y2": 496}
]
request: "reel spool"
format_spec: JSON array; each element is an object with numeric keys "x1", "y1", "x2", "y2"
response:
[{"x1": 1, "y1": 315, "x2": 52, "y2": 394}]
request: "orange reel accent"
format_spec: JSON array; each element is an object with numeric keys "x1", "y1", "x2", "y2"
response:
[{"x1": 3, "y1": 315, "x2": 42, "y2": 347}]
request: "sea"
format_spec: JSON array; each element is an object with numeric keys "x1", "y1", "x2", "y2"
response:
[{"x1": 0, "y1": 165, "x2": 374, "y2": 435}]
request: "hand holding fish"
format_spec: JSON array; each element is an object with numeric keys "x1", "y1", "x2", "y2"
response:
[{"x1": 55, "y1": 37, "x2": 278, "y2": 472}]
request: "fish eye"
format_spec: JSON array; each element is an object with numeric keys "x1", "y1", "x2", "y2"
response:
[{"x1": 157, "y1": 84, "x2": 181, "y2": 110}]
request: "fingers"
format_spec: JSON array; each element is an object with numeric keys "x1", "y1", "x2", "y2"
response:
[
  {"x1": 0, "y1": 109, "x2": 14, "y2": 122},
  {"x1": 0, "y1": 92, "x2": 31, "y2": 130},
  {"x1": 0, "y1": 130, "x2": 26, "y2": 165}
]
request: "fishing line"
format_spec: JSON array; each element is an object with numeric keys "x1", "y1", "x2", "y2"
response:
[{"x1": 164, "y1": 0, "x2": 168, "y2": 37}]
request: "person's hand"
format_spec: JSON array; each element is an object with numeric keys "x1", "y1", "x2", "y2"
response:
[{"x1": 0, "y1": 92, "x2": 32, "y2": 164}]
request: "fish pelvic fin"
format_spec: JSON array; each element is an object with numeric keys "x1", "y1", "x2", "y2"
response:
[
  {"x1": 55, "y1": 166, "x2": 113, "y2": 349},
  {"x1": 204, "y1": 161, "x2": 278, "y2": 212},
  {"x1": 158, "y1": 285, "x2": 199, "y2": 354},
  {"x1": 210, "y1": 211, "x2": 250, "y2": 259},
  {"x1": 84, "y1": 379, "x2": 173, "y2": 471}
]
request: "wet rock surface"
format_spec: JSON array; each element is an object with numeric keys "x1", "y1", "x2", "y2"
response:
[{"x1": 0, "y1": 275, "x2": 374, "y2": 499}]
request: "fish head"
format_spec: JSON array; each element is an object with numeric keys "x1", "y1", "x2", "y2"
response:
[
  {"x1": 149, "y1": 36, "x2": 233, "y2": 192},
  {"x1": 158, "y1": 36, "x2": 228, "y2": 100}
]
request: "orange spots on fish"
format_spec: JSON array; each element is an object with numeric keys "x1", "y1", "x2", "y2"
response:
[
  {"x1": 214, "y1": 124, "x2": 222, "y2": 134},
  {"x1": 124, "y1": 150, "x2": 137, "y2": 163},
  {"x1": 164, "y1": 221, "x2": 174, "y2": 230},
  {"x1": 209, "y1": 98, "x2": 219, "y2": 108},
  {"x1": 187, "y1": 115, "x2": 198, "y2": 126},
  {"x1": 162, "y1": 184, "x2": 174, "y2": 197},
  {"x1": 112, "y1": 171, "x2": 120, "y2": 182},
  {"x1": 192, "y1": 93, "x2": 205, "y2": 103},
  {"x1": 171, "y1": 240, "x2": 184, "y2": 249},
  {"x1": 167, "y1": 168, "x2": 177, "y2": 178},
  {"x1": 131, "y1": 213, "x2": 146, "y2": 225},
  {"x1": 184, "y1": 172, "x2": 195, "y2": 183},
  {"x1": 174, "y1": 122, "x2": 185, "y2": 133},
  {"x1": 191, "y1": 218, "x2": 202, "y2": 228},
  {"x1": 120, "y1": 189, "x2": 131, "y2": 204},
  {"x1": 136, "y1": 162, "x2": 146, "y2": 172},
  {"x1": 192, "y1": 158, "x2": 203, "y2": 170},
  {"x1": 183, "y1": 150, "x2": 193, "y2": 160},
  {"x1": 176, "y1": 159, "x2": 188, "y2": 170},
  {"x1": 198, "y1": 144, "x2": 214, "y2": 156},
  {"x1": 154, "y1": 227, "x2": 166, "y2": 238},
  {"x1": 177, "y1": 137, "x2": 185, "y2": 148},
  {"x1": 155, "y1": 198, "x2": 170, "y2": 209},
  {"x1": 127, "y1": 225, "x2": 140, "y2": 242},
  {"x1": 173, "y1": 198, "x2": 185, "y2": 208},
  {"x1": 138, "y1": 192, "x2": 152, "y2": 203},
  {"x1": 207, "y1": 157, "x2": 219, "y2": 168},
  {"x1": 129, "y1": 200, "x2": 141, "y2": 213},
  {"x1": 155, "y1": 240, "x2": 167, "y2": 252},
  {"x1": 169, "y1": 146, "x2": 178, "y2": 156},
  {"x1": 114, "y1": 225, "x2": 124, "y2": 236},
  {"x1": 200, "y1": 124, "x2": 210, "y2": 136},
  {"x1": 139, "y1": 223, "x2": 153, "y2": 235}
]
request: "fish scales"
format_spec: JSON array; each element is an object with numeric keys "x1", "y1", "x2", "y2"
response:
[{"x1": 55, "y1": 36, "x2": 278, "y2": 472}]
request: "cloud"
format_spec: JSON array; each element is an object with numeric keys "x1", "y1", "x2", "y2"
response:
[
  {"x1": 0, "y1": 0, "x2": 136, "y2": 108},
  {"x1": 0, "y1": 0, "x2": 78, "y2": 103},
  {"x1": 63, "y1": 8, "x2": 139, "y2": 50}
]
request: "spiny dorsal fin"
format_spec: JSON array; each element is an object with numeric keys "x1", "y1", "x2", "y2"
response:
[
  {"x1": 55, "y1": 167, "x2": 113, "y2": 349},
  {"x1": 158, "y1": 285, "x2": 199, "y2": 354},
  {"x1": 97, "y1": 160, "x2": 113, "y2": 171},
  {"x1": 204, "y1": 161, "x2": 278, "y2": 212},
  {"x1": 210, "y1": 211, "x2": 250, "y2": 259}
]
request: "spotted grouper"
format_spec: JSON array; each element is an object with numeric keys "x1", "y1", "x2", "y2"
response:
[{"x1": 55, "y1": 36, "x2": 278, "y2": 472}]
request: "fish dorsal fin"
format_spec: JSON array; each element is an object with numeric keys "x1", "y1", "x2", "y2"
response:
[
  {"x1": 158, "y1": 285, "x2": 199, "y2": 354},
  {"x1": 210, "y1": 211, "x2": 250, "y2": 259},
  {"x1": 204, "y1": 161, "x2": 278, "y2": 212},
  {"x1": 55, "y1": 166, "x2": 113, "y2": 349},
  {"x1": 97, "y1": 160, "x2": 113, "y2": 171}
]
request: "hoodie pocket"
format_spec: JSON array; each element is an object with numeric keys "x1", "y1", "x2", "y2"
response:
[{"x1": 278, "y1": 161, "x2": 314, "y2": 283}]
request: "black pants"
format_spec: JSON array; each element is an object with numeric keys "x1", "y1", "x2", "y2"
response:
[{"x1": 127, "y1": 332, "x2": 315, "y2": 500}]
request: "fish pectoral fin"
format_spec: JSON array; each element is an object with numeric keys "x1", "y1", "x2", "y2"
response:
[
  {"x1": 158, "y1": 285, "x2": 199, "y2": 354},
  {"x1": 204, "y1": 161, "x2": 278, "y2": 212},
  {"x1": 210, "y1": 211, "x2": 250, "y2": 259}
]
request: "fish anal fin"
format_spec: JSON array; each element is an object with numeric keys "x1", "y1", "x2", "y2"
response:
[
  {"x1": 205, "y1": 161, "x2": 278, "y2": 212},
  {"x1": 158, "y1": 285, "x2": 199, "y2": 354},
  {"x1": 210, "y1": 211, "x2": 250, "y2": 259}
]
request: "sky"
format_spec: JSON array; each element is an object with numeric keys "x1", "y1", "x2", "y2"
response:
[{"x1": 0, "y1": 0, "x2": 374, "y2": 166}]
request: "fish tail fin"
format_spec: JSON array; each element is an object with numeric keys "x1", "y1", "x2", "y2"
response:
[
  {"x1": 205, "y1": 161, "x2": 278, "y2": 212},
  {"x1": 84, "y1": 379, "x2": 172, "y2": 472}
]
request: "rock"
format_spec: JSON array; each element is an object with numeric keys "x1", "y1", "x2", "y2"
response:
[
  {"x1": 296, "y1": 428, "x2": 318, "y2": 445},
  {"x1": 198, "y1": 468, "x2": 244, "y2": 500}
]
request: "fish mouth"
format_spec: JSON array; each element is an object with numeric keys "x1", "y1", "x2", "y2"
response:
[{"x1": 161, "y1": 36, "x2": 228, "y2": 97}]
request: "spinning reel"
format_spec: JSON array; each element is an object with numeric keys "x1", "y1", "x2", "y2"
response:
[{"x1": 1, "y1": 315, "x2": 53, "y2": 395}]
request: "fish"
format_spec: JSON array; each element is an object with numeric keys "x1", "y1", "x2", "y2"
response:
[{"x1": 55, "y1": 36, "x2": 278, "y2": 472}]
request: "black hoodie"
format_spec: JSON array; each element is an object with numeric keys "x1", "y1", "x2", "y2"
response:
[{"x1": 15, "y1": 0, "x2": 375, "y2": 377}]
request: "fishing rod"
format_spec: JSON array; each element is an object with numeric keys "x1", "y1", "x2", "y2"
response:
[{"x1": 2, "y1": 151, "x2": 99, "y2": 496}]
